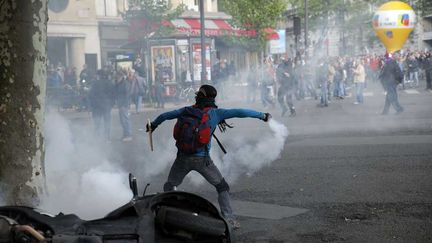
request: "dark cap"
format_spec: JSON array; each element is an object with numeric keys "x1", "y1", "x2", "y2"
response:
[{"x1": 196, "y1": 84, "x2": 217, "y2": 98}]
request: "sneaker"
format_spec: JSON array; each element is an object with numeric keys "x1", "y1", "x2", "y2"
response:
[
  {"x1": 122, "y1": 136, "x2": 133, "y2": 142},
  {"x1": 227, "y1": 219, "x2": 241, "y2": 230},
  {"x1": 354, "y1": 102, "x2": 359, "y2": 105}
]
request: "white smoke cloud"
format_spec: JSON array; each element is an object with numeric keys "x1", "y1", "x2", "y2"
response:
[
  {"x1": 215, "y1": 119, "x2": 288, "y2": 182},
  {"x1": 40, "y1": 112, "x2": 132, "y2": 220}
]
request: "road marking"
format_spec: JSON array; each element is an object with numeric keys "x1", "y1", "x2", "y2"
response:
[
  {"x1": 404, "y1": 89, "x2": 420, "y2": 94},
  {"x1": 229, "y1": 200, "x2": 308, "y2": 220}
]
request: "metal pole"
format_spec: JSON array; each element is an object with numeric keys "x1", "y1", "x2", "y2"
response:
[
  {"x1": 199, "y1": 0, "x2": 206, "y2": 83},
  {"x1": 304, "y1": 0, "x2": 308, "y2": 57}
]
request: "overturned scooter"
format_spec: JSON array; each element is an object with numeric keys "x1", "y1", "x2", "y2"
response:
[{"x1": 0, "y1": 173, "x2": 234, "y2": 242}]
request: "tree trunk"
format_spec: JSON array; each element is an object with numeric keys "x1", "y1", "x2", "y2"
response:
[{"x1": 0, "y1": 0, "x2": 48, "y2": 206}]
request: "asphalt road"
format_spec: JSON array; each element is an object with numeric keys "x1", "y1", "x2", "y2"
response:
[{"x1": 64, "y1": 82, "x2": 432, "y2": 242}]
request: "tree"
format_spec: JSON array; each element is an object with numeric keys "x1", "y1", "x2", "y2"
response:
[
  {"x1": 220, "y1": 0, "x2": 287, "y2": 50},
  {"x1": 0, "y1": 1, "x2": 48, "y2": 206},
  {"x1": 126, "y1": 0, "x2": 185, "y2": 41}
]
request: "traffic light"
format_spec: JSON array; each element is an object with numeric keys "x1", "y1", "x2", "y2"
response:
[{"x1": 293, "y1": 16, "x2": 301, "y2": 36}]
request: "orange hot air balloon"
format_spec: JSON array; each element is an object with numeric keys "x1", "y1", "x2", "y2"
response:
[{"x1": 372, "y1": 1, "x2": 416, "y2": 53}]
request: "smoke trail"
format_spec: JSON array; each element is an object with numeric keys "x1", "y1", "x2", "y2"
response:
[
  {"x1": 40, "y1": 112, "x2": 132, "y2": 219},
  {"x1": 216, "y1": 119, "x2": 288, "y2": 182}
]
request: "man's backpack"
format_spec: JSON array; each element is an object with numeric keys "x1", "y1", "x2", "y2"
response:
[
  {"x1": 173, "y1": 106, "x2": 212, "y2": 154},
  {"x1": 392, "y1": 61, "x2": 404, "y2": 84}
]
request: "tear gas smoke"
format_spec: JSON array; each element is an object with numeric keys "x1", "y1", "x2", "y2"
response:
[
  {"x1": 40, "y1": 112, "x2": 132, "y2": 219},
  {"x1": 213, "y1": 119, "x2": 289, "y2": 182}
]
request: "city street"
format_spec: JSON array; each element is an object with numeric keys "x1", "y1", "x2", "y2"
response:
[{"x1": 61, "y1": 83, "x2": 432, "y2": 242}]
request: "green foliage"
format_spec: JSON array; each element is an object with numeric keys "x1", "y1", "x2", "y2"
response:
[
  {"x1": 126, "y1": 0, "x2": 185, "y2": 38},
  {"x1": 220, "y1": 0, "x2": 287, "y2": 50}
]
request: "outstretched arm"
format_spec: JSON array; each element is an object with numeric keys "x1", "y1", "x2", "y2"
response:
[
  {"x1": 147, "y1": 107, "x2": 185, "y2": 132},
  {"x1": 216, "y1": 108, "x2": 269, "y2": 121}
]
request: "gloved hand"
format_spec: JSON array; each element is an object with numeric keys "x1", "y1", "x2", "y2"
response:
[
  {"x1": 146, "y1": 122, "x2": 157, "y2": 132},
  {"x1": 262, "y1": 113, "x2": 272, "y2": 122}
]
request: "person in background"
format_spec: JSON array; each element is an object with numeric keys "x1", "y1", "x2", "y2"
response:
[
  {"x1": 379, "y1": 53, "x2": 404, "y2": 115},
  {"x1": 129, "y1": 70, "x2": 146, "y2": 113},
  {"x1": 246, "y1": 64, "x2": 258, "y2": 103},
  {"x1": 276, "y1": 58, "x2": 296, "y2": 117},
  {"x1": 333, "y1": 61, "x2": 345, "y2": 99},
  {"x1": 353, "y1": 59, "x2": 366, "y2": 105},
  {"x1": 146, "y1": 84, "x2": 271, "y2": 230},
  {"x1": 424, "y1": 52, "x2": 432, "y2": 90},
  {"x1": 317, "y1": 59, "x2": 329, "y2": 107},
  {"x1": 114, "y1": 70, "x2": 133, "y2": 141},
  {"x1": 154, "y1": 72, "x2": 165, "y2": 109},
  {"x1": 89, "y1": 70, "x2": 114, "y2": 141},
  {"x1": 406, "y1": 54, "x2": 420, "y2": 87},
  {"x1": 260, "y1": 58, "x2": 276, "y2": 108}
]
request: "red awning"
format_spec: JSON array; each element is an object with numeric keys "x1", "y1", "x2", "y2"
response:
[
  {"x1": 168, "y1": 18, "x2": 257, "y2": 37},
  {"x1": 263, "y1": 28, "x2": 279, "y2": 40},
  {"x1": 128, "y1": 17, "x2": 278, "y2": 41}
]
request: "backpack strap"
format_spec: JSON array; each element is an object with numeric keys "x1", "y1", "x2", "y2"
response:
[{"x1": 212, "y1": 133, "x2": 227, "y2": 154}]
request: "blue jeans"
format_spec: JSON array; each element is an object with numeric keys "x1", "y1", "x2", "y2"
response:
[
  {"x1": 409, "y1": 71, "x2": 419, "y2": 85},
  {"x1": 93, "y1": 109, "x2": 111, "y2": 139},
  {"x1": 337, "y1": 81, "x2": 345, "y2": 97},
  {"x1": 134, "y1": 95, "x2": 142, "y2": 113},
  {"x1": 164, "y1": 156, "x2": 234, "y2": 219},
  {"x1": 119, "y1": 106, "x2": 131, "y2": 137},
  {"x1": 320, "y1": 81, "x2": 328, "y2": 106},
  {"x1": 355, "y1": 83, "x2": 364, "y2": 103}
]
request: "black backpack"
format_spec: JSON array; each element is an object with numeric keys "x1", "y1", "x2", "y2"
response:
[{"x1": 173, "y1": 106, "x2": 212, "y2": 154}]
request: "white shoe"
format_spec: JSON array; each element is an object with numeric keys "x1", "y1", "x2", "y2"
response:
[
  {"x1": 354, "y1": 102, "x2": 359, "y2": 105},
  {"x1": 122, "y1": 136, "x2": 133, "y2": 142}
]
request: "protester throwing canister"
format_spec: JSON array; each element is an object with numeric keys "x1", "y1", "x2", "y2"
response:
[{"x1": 146, "y1": 84, "x2": 271, "y2": 230}]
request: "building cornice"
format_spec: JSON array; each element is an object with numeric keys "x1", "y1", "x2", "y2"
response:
[
  {"x1": 48, "y1": 20, "x2": 99, "y2": 27},
  {"x1": 180, "y1": 10, "x2": 232, "y2": 20}
]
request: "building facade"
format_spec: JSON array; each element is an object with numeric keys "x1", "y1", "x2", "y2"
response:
[{"x1": 47, "y1": 0, "x2": 129, "y2": 74}]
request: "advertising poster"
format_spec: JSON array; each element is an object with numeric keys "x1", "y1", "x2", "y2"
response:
[
  {"x1": 151, "y1": 46, "x2": 176, "y2": 83},
  {"x1": 269, "y1": 29, "x2": 286, "y2": 54},
  {"x1": 192, "y1": 44, "x2": 211, "y2": 81}
]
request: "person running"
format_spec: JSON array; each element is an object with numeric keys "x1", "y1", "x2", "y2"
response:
[
  {"x1": 276, "y1": 58, "x2": 296, "y2": 116},
  {"x1": 146, "y1": 84, "x2": 271, "y2": 229}
]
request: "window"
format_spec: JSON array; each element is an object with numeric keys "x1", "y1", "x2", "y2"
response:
[{"x1": 96, "y1": 0, "x2": 118, "y2": 17}]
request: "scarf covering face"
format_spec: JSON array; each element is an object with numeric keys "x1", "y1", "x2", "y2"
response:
[{"x1": 195, "y1": 97, "x2": 217, "y2": 109}]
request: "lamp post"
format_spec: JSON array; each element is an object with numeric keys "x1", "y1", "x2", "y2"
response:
[
  {"x1": 304, "y1": 0, "x2": 308, "y2": 57},
  {"x1": 199, "y1": 0, "x2": 206, "y2": 83}
]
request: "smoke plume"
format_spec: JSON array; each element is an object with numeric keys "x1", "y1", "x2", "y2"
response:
[
  {"x1": 40, "y1": 112, "x2": 132, "y2": 219},
  {"x1": 214, "y1": 119, "x2": 288, "y2": 182}
]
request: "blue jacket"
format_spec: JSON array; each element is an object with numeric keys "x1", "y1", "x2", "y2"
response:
[{"x1": 152, "y1": 106, "x2": 265, "y2": 156}]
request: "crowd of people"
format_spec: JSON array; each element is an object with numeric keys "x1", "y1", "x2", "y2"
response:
[
  {"x1": 249, "y1": 49, "x2": 432, "y2": 117},
  {"x1": 45, "y1": 49, "x2": 432, "y2": 141}
]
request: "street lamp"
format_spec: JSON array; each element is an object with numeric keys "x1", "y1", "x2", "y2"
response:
[
  {"x1": 304, "y1": 0, "x2": 308, "y2": 57},
  {"x1": 199, "y1": 0, "x2": 206, "y2": 83}
]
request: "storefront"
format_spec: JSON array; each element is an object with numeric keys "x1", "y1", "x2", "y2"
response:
[{"x1": 127, "y1": 15, "x2": 277, "y2": 97}]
